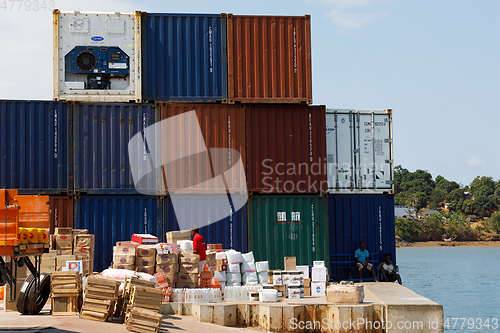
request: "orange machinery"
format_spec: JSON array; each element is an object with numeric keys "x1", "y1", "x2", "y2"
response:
[
  {"x1": 0, "y1": 189, "x2": 50, "y2": 256},
  {"x1": 1, "y1": 189, "x2": 50, "y2": 304}
]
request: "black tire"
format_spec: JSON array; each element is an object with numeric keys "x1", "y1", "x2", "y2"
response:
[
  {"x1": 26, "y1": 273, "x2": 51, "y2": 315},
  {"x1": 16, "y1": 274, "x2": 35, "y2": 314}
]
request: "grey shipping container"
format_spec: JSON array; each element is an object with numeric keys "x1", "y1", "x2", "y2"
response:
[
  {"x1": 0, "y1": 100, "x2": 72, "y2": 194},
  {"x1": 326, "y1": 109, "x2": 393, "y2": 194}
]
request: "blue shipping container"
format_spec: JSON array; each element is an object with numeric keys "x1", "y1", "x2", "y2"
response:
[
  {"x1": 73, "y1": 103, "x2": 160, "y2": 194},
  {"x1": 142, "y1": 13, "x2": 228, "y2": 102},
  {"x1": 164, "y1": 194, "x2": 247, "y2": 253},
  {"x1": 74, "y1": 195, "x2": 163, "y2": 272},
  {"x1": 328, "y1": 194, "x2": 396, "y2": 281},
  {"x1": 0, "y1": 100, "x2": 71, "y2": 194}
]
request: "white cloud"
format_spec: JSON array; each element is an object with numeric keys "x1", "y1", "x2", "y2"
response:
[
  {"x1": 466, "y1": 156, "x2": 486, "y2": 168},
  {"x1": 305, "y1": 0, "x2": 389, "y2": 32}
]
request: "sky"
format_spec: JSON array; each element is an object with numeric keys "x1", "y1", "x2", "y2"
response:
[{"x1": 0, "y1": 0, "x2": 499, "y2": 186}]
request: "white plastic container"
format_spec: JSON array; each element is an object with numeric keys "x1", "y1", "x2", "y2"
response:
[
  {"x1": 180, "y1": 240, "x2": 194, "y2": 253},
  {"x1": 258, "y1": 289, "x2": 278, "y2": 302},
  {"x1": 53, "y1": 11, "x2": 142, "y2": 102}
]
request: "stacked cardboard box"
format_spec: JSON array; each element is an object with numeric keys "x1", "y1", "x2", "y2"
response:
[
  {"x1": 40, "y1": 253, "x2": 57, "y2": 273},
  {"x1": 155, "y1": 253, "x2": 177, "y2": 285},
  {"x1": 176, "y1": 253, "x2": 199, "y2": 288},
  {"x1": 165, "y1": 230, "x2": 191, "y2": 244},
  {"x1": 54, "y1": 228, "x2": 73, "y2": 255},
  {"x1": 311, "y1": 261, "x2": 327, "y2": 297},
  {"x1": 113, "y1": 243, "x2": 138, "y2": 270},
  {"x1": 73, "y1": 234, "x2": 95, "y2": 275},
  {"x1": 136, "y1": 245, "x2": 156, "y2": 275}
]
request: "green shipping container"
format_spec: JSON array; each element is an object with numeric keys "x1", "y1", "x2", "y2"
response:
[{"x1": 248, "y1": 195, "x2": 330, "y2": 271}]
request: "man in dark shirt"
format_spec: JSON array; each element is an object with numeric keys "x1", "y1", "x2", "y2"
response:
[{"x1": 191, "y1": 226, "x2": 206, "y2": 271}]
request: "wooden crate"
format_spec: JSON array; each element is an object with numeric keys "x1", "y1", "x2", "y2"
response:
[
  {"x1": 79, "y1": 298, "x2": 115, "y2": 322},
  {"x1": 51, "y1": 295, "x2": 82, "y2": 316},
  {"x1": 123, "y1": 276, "x2": 156, "y2": 299},
  {"x1": 129, "y1": 286, "x2": 163, "y2": 312},
  {"x1": 85, "y1": 276, "x2": 120, "y2": 301},
  {"x1": 51, "y1": 271, "x2": 82, "y2": 297},
  {"x1": 125, "y1": 307, "x2": 163, "y2": 333}
]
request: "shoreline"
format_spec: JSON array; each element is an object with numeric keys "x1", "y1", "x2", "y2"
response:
[{"x1": 396, "y1": 240, "x2": 500, "y2": 248}]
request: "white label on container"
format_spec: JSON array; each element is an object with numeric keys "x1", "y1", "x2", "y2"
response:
[
  {"x1": 21, "y1": 281, "x2": 29, "y2": 293},
  {"x1": 109, "y1": 62, "x2": 128, "y2": 69}
]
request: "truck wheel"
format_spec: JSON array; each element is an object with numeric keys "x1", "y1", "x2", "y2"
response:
[
  {"x1": 26, "y1": 273, "x2": 51, "y2": 315},
  {"x1": 16, "y1": 274, "x2": 35, "y2": 314}
]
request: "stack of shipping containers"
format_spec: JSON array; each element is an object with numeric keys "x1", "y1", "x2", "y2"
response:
[{"x1": 0, "y1": 10, "x2": 396, "y2": 278}]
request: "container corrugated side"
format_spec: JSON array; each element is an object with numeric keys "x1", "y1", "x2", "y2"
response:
[
  {"x1": 73, "y1": 103, "x2": 160, "y2": 194},
  {"x1": 49, "y1": 195, "x2": 74, "y2": 234},
  {"x1": 328, "y1": 194, "x2": 396, "y2": 281},
  {"x1": 246, "y1": 105, "x2": 327, "y2": 194},
  {"x1": 248, "y1": 194, "x2": 329, "y2": 270},
  {"x1": 0, "y1": 100, "x2": 72, "y2": 194},
  {"x1": 160, "y1": 103, "x2": 246, "y2": 193},
  {"x1": 227, "y1": 15, "x2": 312, "y2": 104},
  {"x1": 74, "y1": 195, "x2": 163, "y2": 272},
  {"x1": 164, "y1": 194, "x2": 247, "y2": 253},
  {"x1": 142, "y1": 13, "x2": 227, "y2": 102},
  {"x1": 326, "y1": 109, "x2": 394, "y2": 194}
]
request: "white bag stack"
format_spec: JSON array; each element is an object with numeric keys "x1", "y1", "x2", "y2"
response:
[
  {"x1": 243, "y1": 271, "x2": 259, "y2": 284},
  {"x1": 215, "y1": 251, "x2": 227, "y2": 260},
  {"x1": 241, "y1": 252, "x2": 257, "y2": 285},
  {"x1": 256, "y1": 261, "x2": 269, "y2": 284},
  {"x1": 226, "y1": 251, "x2": 243, "y2": 265},
  {"x1": 214, "y1": 271, "x2": 227, "y2": 282},
  {"x1": 227, "y1": 272, "x2": 242, "y2": 284},
  {"x1": 228, "y1": 263, "x2": 241, "y2": 273}
]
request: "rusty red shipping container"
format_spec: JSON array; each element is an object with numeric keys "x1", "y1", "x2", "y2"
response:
[
  {"x1": 246, "y1": 105, "x2": 327, "y2": 194},
  {"x1": 227, "y1": 15, "x2": 312, "y2": 104},
  {"x1": 159, "y1": 103, "x2": 246, "y2": 193},
  {"x1": 49, "y1": 196, "x2": 74, "y2": 234}
]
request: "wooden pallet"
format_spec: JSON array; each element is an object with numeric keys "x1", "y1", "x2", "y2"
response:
[
  {"x1": 51, "y1": 295, "x2": 82, "y2": 316},
  {"x1": 85, "y1": 276, "x2": 120, "y2": 301},
  {"x1": 129, "y1": 286, "x2": 163, "y2": 312},
  {"x1": 123, "y1": 276, "x2": 156, "y2": 299},
  {"x1": 125, "y1": 307, "x2": 163, "y2": 333},
  {"x1": 79, "y1": 298, "x2": 115, "y2": 322}
]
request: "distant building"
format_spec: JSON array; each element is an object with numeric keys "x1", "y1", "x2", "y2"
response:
[
  {"x1": 421, "y1": 209, "x2": 440, "y2": 216},
  {"x1": 395, "y1": 205, "x2": 416, "y2": 218},
  {"x1": 464, "y1": 192, "x2": 475, "y2": 200}
]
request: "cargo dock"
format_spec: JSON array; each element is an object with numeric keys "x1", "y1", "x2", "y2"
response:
[{"x1": 160, "y1": 283, "x2": 443, "y2": 333}]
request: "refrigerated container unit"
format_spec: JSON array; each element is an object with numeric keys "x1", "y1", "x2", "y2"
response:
[
  {"x1": 142, "y1": 14, "x2": 228, "y2": 103},
  {"x1": 0, "y1": 100, "x2": 72, "y2": 194},
  {"x1": 74, "y1": 195, "x2": 163, "y2": 272},
  {"x1": 325, "y1": 109, "x2": 393, "y2": 194},
  {"x1": 248, "y1": 194, "x2": 330, "y2": 271},
  {"x1": 53, "y1": 11, "x2": 142, "y2": 103},
  {"x1": 72, "y1": 102, "x2": 161, "y2": 194},
  {"x1": 328, "y1": 194, "x2": 396, "y2": 281},
  {"x1": 227, "y1": 15, "x2": 312, "y2": 104},
  {"x1": 246, "y1": 105, "x2": 327, "y2": 194}
]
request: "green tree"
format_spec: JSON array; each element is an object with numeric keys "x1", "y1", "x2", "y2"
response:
[
  {"x1": 489, "y1": 212, "x2": 500, "y2": 233},
  {"x1": 474, "y1": 195, "x2": 496, "y2": 217},
  {"x1": 462, "y1": 199, "x2": 475, "y2": 215},
  {"x1": 470, "y1": 176, "x2": 496, "y2": 197}
]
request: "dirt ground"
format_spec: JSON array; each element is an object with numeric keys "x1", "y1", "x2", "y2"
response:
[
  {"x1": 0, "y1": 304, "x2": 261, "y2": 333},
  {"x1": 397, "y1": 240, "x2": 500, "y2": 248}
]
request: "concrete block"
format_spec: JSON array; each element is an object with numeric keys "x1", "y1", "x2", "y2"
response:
[
  {"x1": 249, "y1": 304, "x2": 260, "y2": 327},
  {"x1": 213, "y1": 304, "x2": 237, "y2": 326},
  {"x1": 236, "y1": 303, "x2": 251, "y2": 326},
  {"x1": 182, "y1": 302, "x2": 192, "y2": 316},
  {"x1": 258, "y1": 305, "x2": 283, "y2": 332},
  {"x1": 282, "y1": 305, "x2": 306, "y2": 333},
  {"x1": 386, "y1": 304, "x2": 443, "y2": 333},
  {"x1": 191, "y1": 303, "x2": 213, "y2": 323},
  {"x1": 159, "y1": 303, "x2": 176, "y2": 315}
]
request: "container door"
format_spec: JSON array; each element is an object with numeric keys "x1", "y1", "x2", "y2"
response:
[
  {"x1": 356, "y1": 113, "x2": 392, "y2": 190},
  {"x1": 326, "y1": 111, "x2": 356, "y2": 190}
]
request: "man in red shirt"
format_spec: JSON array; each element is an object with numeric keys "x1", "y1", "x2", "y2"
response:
[{"x1": 191, "y1": 226, "x2": 206, "y2": 271}]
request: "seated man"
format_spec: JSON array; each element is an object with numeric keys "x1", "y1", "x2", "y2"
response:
[
  {"x1": 354, "y1": 241, "x2": 378, "y2": 282},
  {"x1": 379, "y1": 253, "x2": 402, "y2": 285}
]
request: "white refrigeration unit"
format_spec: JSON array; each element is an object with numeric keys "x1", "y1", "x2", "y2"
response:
[{"x1": 53, "y1": 10, "x2": 142, "y2": 102}]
